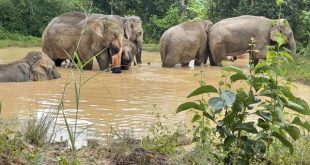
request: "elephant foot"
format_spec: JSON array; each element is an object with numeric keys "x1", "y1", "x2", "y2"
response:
[
  {"x1": 182, "y1": 63, "x2": 189, "y2": 67},
  {"x1": 194, "y1": 60, "x2": 202, "y2": 66},
  {"x1": 54, "y1": 59, "x2": 65, "y2": 67}
]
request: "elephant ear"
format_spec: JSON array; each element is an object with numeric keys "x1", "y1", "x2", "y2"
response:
[
  {"x1": 89, "y1": 19, "x2": 105, "y2": 38},
  {"x1": 124, "y1": 20, "x2": 133, "y2": 40}
]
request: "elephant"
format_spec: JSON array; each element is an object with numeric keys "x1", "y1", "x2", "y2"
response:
[
  {"x1": 121, "y1": 38, "x2": 138, "y2": 70},
  {"x1": 124, "y1": 16, "x2": 143, "y2": 64},
  {"x1": 0, "y1": 51, "x2": 61, "y2": 82},
  {"x1": 208, "y1": 15, "x2": 296, "y2": 66},
  {"x1": 159, "y1": 20, "x2": 213, "y2": 67},
  {"x1": 42, "y1": 12, "x2": 124, "y2": 70},
  {"x1": 92, "y1": 14, "x2": 143, "y2": 65}
]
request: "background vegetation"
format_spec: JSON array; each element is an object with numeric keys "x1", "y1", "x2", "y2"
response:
[{"x1": 0, "y1": 0, "x2": 309, "y2": 47}]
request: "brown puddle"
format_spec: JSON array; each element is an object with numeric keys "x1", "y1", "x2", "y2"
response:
[{"x1": 0, "y1": 47, "x2": 309, "y2": 146}]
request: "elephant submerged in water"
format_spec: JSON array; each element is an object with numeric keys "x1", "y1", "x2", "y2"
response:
[
  {"x1": 208, "y1": 15, "x2": 296, "y2": 65},
  {"x1": 0, "y1": 51, "x2": 61, "y2": 82},
  {"x1": 160, "y1": 20, "x2": 213, "y2": 67},
  {"x1": 42, "y1": 12, "x2": 124, "y2": 70}
]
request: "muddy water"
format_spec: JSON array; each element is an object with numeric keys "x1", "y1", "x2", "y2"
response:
[{"x1": 0, "y1": 47, "x2": 309, "y2": 145}]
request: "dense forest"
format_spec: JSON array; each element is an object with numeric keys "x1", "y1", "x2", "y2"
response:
[{"x1": 0, "y1": 0, "x2": 309, "y2": 47}]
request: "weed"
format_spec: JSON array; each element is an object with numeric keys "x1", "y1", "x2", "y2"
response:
[
  {"x1": 24, "y1": 113, "x2": 55, "y2": 147},
  {"x1": 177, "y1": 37, "x2": 310, "y2": 164}
]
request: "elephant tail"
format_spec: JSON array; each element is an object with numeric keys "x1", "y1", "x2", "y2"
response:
[{"x1": 160, "y1": 34, "x2": 170, "y2": 67}]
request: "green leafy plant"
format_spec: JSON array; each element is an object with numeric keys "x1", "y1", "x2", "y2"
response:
[{"x1": 177, "y1": 36, "x2": 310, "y2": 163}]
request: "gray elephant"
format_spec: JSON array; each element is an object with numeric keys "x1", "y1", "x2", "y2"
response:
[
  {"x1": 160, "y1": 20, "x2": 213, "y2": 67},
  {"x1": 0, "y1": 51, "x2": 61, "y2": 82},
  {"x1": 121, "y1": 38, "x2": 138, "y2": 70},
  {"x1": 208, "y1": 15, "x2": 296, "y2": 66},
  {"x1": 42, "y1": 12, "x2": 124, "y2": 70},
  {"x1": 125, "y1": 16, "x2": 143, "y2": 64},
  {"x1": 92, "y1": 14, "x2": 143, "y2": 65}
]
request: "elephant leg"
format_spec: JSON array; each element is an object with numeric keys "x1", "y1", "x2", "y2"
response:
[
  {"x1": 210, "y1": 45, "x2": 226, "y2": 66},
  {"x1": 194, "y1": 60, "x2": 202, "y2": 66},
  {"x1": 136, "y1": 51, "x2": 142, "y2": 64},
  {"x1": 54, "y1": 59, "x2": 64, "y2": 67},
  {"x1": 83, "y1": 59, "x2": 93, "y2": 70},
  {"x1": 182, "y1": 63, "x2": 189, "y2": 67},
  {"x1": 96, "y1": 52, "x2": 110, "y2": 71}
]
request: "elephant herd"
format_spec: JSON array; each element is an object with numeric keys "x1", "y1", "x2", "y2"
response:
[
  {"x1": 160, "y1": 15, "x2": 296, "y2": 67},
  {"x1": 0, "y1": 13, "x2": 296, "y2": 82},
  {"x1": 0, "y1": 11, "x2": 144, "y2": 82}
]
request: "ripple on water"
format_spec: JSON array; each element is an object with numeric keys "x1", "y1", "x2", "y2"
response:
[{"x1": 122, "y1": 108, "x2": 141, "y2": 111}]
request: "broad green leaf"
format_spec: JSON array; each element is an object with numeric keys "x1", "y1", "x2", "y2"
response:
[
  {"x1": 244, "y1": 140, "x2": 255, "y2": 155},
  {"x1": 284, "y1": 125, "x2": 300, "y2": 140},
  {"x1": 192, "y1": 114, "x2": 201, "y2": 123},
  {"x1": 255, "y1": 62, "x2": 271, "y2": 74},
  {"x1": 286, "y1": 97, "x2": 310, "y2": 115},
  {"x1": 208, "y1": 97, "x2": 224, "y2": 113},
  {"x1": 285, "y1": 100, "x2": 308, "y2": 115},
  {"x1": 223, "y1": 111, "x2": 236, "y2": 125},
  {"x1": 257, "y1": 118, "x2": 270, "y2": 130},
  {"x1": 187, "y1": 85, "x2": 218, "y2": 98},
  {"x1": 230, "y1": 72, "x2": 248, "y2": 82},
  {"x1": 281, "y1": 50, "x2": 294, "y2": 62},
  {"x1": 235, "y1": 122, "x2": 258, "y2": 134},
  {"x1": 224, "y1": 135, "x2": 236, "y2": 149},
  {"x1": 257, "y1": 110, "x2": 272, "y2": 121},
  {"x1": 292, "y1": 117, "x2": 310, "y2": 131},
  {"x1": 203, "y1": 111, "x2": 214, "y2": 121},
  {"x1": 271, "y1": 131, "x2": 294, "y2": 154},
  {"x1": 222, "y1": 66, "x2": 243, "y2": 73},
  {"x1": 274, "y1": 107, "x2": 287, "y2": 126},
  {"x1": 221, "y1": 90, "x2": 236, "y2": 106},
  {"x1": 176, "y1": 102, "x2": 201, "y2": 113}
]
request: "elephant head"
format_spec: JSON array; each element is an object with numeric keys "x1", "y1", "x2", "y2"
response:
[
  {"x1": 81, "y1": 17, "x2": 124, "y2": 70},
  {"x1": 124, "y1": 16, "x2": 143, "y2": 64},
  {"x1": 270, "y1": 19, "x2": 296, "y2": 58},
  {"x1": 27, "y1": 51, "x2": 61, "y2": 81},
  {"x1": 121, "y1": 39, "x2": 138, "y2": 70}
]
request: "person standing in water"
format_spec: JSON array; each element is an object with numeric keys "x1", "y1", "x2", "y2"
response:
[{"x1": 110, "y1": 44, "x2": 122, "y2": 74}]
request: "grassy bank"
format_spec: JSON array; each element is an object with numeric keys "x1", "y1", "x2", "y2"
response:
[
  {"x1": 284, "y1": 55, "x2": 310, "y2": 84},
  {"x1": 0, "y1": 28, "x2": 41, "y2": 48},
  {"x1": 143, "y1": 43, "x2": 160, "y2": 52}
]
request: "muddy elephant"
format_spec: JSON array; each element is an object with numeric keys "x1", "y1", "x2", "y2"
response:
[
  {"x1": 125, "y1": 16, "x2": 143, "y2": 64},
  {"x1": 160, "y1": 20, "x2": 213, "y2": 67},
  {"x1": 121, "y1": 38, "x2": 138, "y2": 70},
  {"x1": 42, "y1": 12, "x2": 124, "y2": 70},
  {"x1": 92, "y1": 14, "x2": 143, "y2": 65},
  {"x1": 0, "y1": 51, "x2": 61, "y2": 82},
  {"x1": 92, "y1": 14, "x2": 143, "y2": 66},
  {"x1": 208, "y1": 15, "x2": 296, "y2": 66}
]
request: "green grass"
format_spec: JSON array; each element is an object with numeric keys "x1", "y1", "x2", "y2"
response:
[
  {"x1": 0, "y1": 27, "x2": 41, "y2": 48},
  {"x1": 143, "y1": 43, "x2": 160, "y2": 52},
  {"x1": 284, "y1": 56, "x2": 310, "y2": 84}
]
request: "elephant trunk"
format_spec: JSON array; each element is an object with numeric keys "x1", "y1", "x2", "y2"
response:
[
  {"x1": 51, "y1": 69, "x2": 61, "y2": 79},
  {"x1": 136, "y1": 42, "x2": 142, "y2": 64},
  {"x1": 288, "y1": 36, "x2": 296, "y2": 58}
]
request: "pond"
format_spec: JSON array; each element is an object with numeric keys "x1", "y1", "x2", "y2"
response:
[{"x1": 0, "y1": 47, "x2": 309, "y2": 147}]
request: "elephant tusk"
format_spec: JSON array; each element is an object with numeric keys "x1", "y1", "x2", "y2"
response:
[{"x1": 133, "y1": 54, "x2": 137, "y2": 66}]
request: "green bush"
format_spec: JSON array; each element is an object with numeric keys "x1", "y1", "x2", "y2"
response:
[{"x1": 177, "y1": 38, "x2": 310, "y2": 164}]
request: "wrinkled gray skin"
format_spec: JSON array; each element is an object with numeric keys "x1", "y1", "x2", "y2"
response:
[
  {"x1": 42, "y1": 12, "x2": 124, "y2": 70},
  {"x1": 208, "y1": 15, "x2": 296, "y2": 66},
  {"x1": 0, "y1": 51, "x2": 61, "y2": 82},
  {"x1": 93, "y1": 14, "x2": 143, "y2": 66},
  {"x1": 160, "y1": 20, "x2": 213, "y2": 67},
  {"x1": 125, "y1": 16, "x2": 143, "y2": 64},
  {"x1": 121, "y1": 38, "x2": 138, "y2": 70}
]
